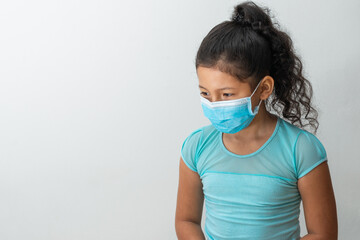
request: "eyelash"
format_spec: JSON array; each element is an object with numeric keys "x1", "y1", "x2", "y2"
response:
[{"x1": 200, "y1": 92, "x2": 233, "y2": 97}]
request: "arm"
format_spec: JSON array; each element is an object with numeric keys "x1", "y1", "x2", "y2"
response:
[
  {"x1": 175, "y1": 157, "x2": 205, "y2": 240},
  {"x1": 297, "y1": 161, "x2": 338, "y2": 240}
]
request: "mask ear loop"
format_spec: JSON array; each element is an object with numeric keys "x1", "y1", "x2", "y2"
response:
[
  {"x1": 250, "y1": 80, "x2": 263, "y2": 114},
  {"x1": 250, "y1": 80, "x2": 262, "y2": 98}
]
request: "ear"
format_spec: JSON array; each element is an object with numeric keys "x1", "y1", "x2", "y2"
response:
[{"x1": 259, "y1": 75, "x2": 274, "y2": 100}]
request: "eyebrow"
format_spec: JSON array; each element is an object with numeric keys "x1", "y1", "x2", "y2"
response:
[{"x1": 199, "y1": 85, "x2": 236, "y2": 90}]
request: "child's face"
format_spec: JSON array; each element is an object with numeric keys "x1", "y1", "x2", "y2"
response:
[{"x1": 197, "y1": 66, "x2": 253, "y2": 102}]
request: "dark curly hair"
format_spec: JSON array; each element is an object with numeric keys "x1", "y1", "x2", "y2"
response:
[{"x1": 195, "y1": 1, "x2": 319, "y2": 134}]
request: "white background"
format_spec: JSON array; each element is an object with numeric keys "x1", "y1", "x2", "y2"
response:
[{"x1": 0, "y1": 0, "x2": 359, "y2": 239}]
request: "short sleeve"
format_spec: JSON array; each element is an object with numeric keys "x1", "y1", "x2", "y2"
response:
[
  {"x1": 180, "y1": 128, "x2": 204, "y2": 173},
  {"x1": 294, "y1": 130, "x2": 328, "y2": 179}
]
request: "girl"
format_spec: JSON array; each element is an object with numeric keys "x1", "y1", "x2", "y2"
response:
[{"x1": 175, "y1": 1, "x2": 337, "y2": 240}]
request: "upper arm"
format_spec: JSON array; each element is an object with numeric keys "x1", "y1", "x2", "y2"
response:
[
  {"x1": 175, "y1": 156, "x2": 204, "y2": 224},
  {"x1": 298, "y1": 161, "x2": 338, "y2": 239},
  {"x1": 294, "y1": 130, "x2": 338, "y2": 238},
  {"x1": 176, "y1": 128, "x2": 205, "y2": 224}
]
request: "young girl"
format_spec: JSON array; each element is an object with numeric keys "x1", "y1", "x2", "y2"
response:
[{"x1": 175, "y1": 1, "x2": 337, "y2": 240}]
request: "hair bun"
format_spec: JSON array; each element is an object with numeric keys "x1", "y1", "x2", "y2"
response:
[{"x1": 231, "y1": 7, "x2": 251, "y2": 27}]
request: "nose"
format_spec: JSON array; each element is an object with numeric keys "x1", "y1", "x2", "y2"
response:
[{"x1": 209, "y1": 96, "x2": 223, "y2": 102}]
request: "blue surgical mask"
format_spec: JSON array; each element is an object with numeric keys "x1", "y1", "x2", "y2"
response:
[{"x1": 200, "y1": 80, "x2": 262, "y2": 134}]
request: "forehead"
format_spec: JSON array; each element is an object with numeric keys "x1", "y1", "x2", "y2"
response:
[{"x1": 196, "y1": 66, "x2": 250, "y2": 90}]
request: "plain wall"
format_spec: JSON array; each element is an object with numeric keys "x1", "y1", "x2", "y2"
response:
[{"x1": 0, "y1": 0, "x2": 359, "y2": 239}]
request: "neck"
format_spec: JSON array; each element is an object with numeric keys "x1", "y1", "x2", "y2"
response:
[{"x1": 224, "y1": 104, "x2": 278, "y2": 141}]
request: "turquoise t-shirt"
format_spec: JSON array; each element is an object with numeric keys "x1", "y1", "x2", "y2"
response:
[{"x1": 180, "y1": 116, "x2": 328, "y2": 240}]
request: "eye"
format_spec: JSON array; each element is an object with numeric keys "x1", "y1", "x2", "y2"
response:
[
  {"x1": 223, "y1": 93, "x2": 233, "y2": 97},
  {"x1": 200, "y1": 92, "x2": 209, "y2": 96}
]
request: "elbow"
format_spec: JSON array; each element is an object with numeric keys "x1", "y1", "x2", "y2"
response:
[
  {"x1": 322, "y1": 233, "x2": 338, "y2": 240},
  {"x1": 319, "y1": 228, "x2": 338, "y2": 240},
  {"x1": 302, "y1": 232, "x2": 337, "y2": 240},
  {"x1": 175, "y1": 219, "x2": 205, "y2": 240}
]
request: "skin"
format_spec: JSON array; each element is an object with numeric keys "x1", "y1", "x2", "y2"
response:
[{"x1": 175, "y1": 66, "x2": 338, "y2": 239}]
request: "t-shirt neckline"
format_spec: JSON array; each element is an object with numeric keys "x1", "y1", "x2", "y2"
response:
[{"x1": 219, "y1": 116, "x2": 281, "y2": 158}]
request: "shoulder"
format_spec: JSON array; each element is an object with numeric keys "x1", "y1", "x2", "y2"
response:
[
  {"x1": 181, "y1": 124, "x2": 219, "y2": 161},
  {"x1": 180, "y1": 124, "x2": 217, "y2": 173},
  {"x1": 278, "y1": 118, "x2": 326, "y2": 154},
  {"x1": 182, "y1": 124, "x2": 217, "y2": 144},
  {"x1": 292, "y1": 129, "x2": 328, "y2": 180},
  {"x1": 276, "y1": 118, "x2": 328, "y2": 179},
  {"x1": 294, "y1": 129, "x2": 327, "y2": 155},
  {"x1": 279, "y1": 118, "x2": 303, "y2": 138}
]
